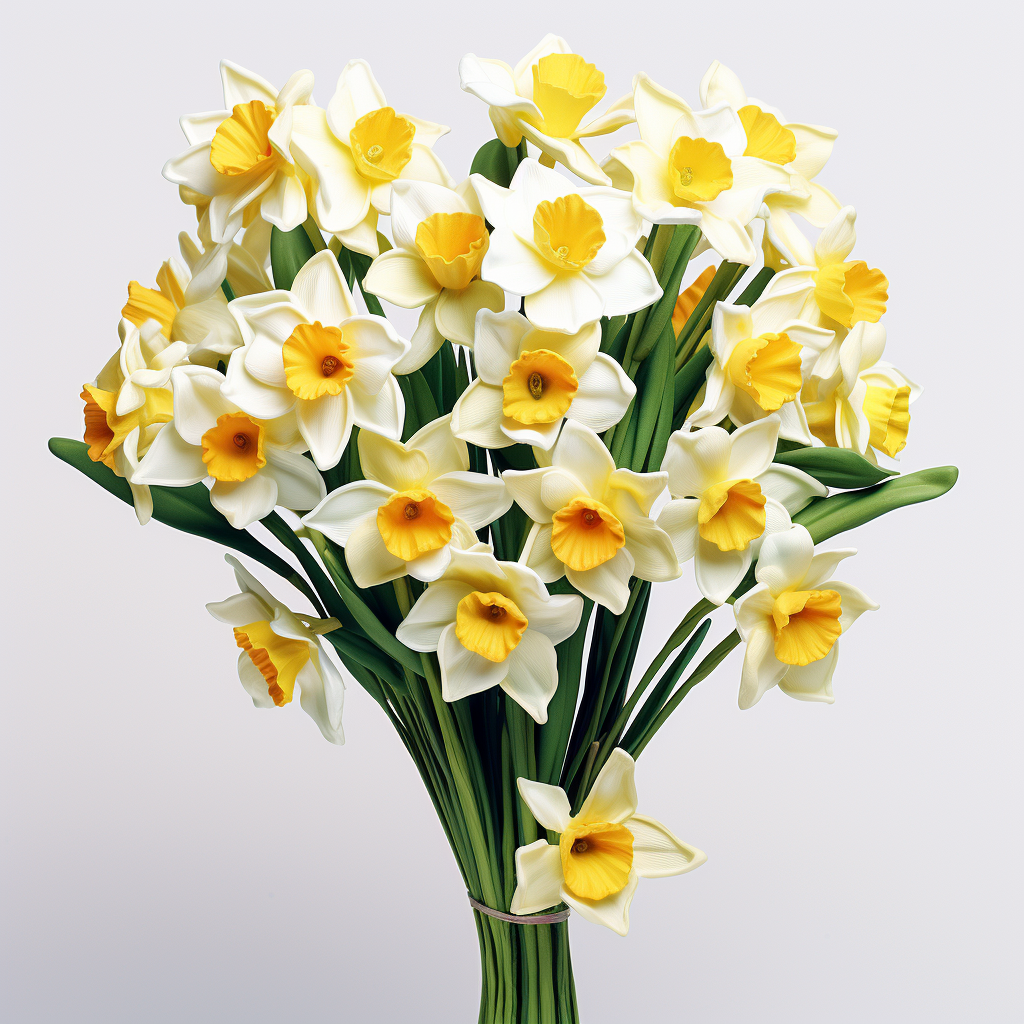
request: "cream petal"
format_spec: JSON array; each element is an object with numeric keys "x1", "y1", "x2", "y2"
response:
[
  {"x1": 364, "y1": 249, "x2": 440, "y2": 308},
  {"x1": 263, "y1": 448, "x2": 326, "y2": 511},
  {"x1": 292, "y1": 250, "x2": 359, "y2": 326},
  {"x1": 434, "y1": 281, "x2": 505, "y2": 347},
  {"x1": 210, "y1": 472, "x2": 278, "y2": 528},
  {"x1": 259, "y1": 171, "x2": 307, "y2": 232},
  {"x1": 358, "y1": 432, "x2": 429, "y2": 490},
  {"x1": 756, "y1": 465, "x2": 826, "y2": 515},
  {"x1": 589, "y1": 249, "x2": 663, "y2": 319},
  {"x1": 663, "y1": 427, "x2": 731, "y2": 497},
  {"x1": 344, "y1": 515, "x2": 408, "y2": 588},
  {"x1": 510, "y1": 840, "x2": 564, "y2": 915},
  {"x1": 346, "y1": 317, "x2": 409, "y2": 392},
  {"x1": 566, "y1": 546, "x2": 634, "y2": 614},
  {"x1": 815, "y1": 205, "x2": 858, "y2": 266},
  {"x1": 521, "y1": 524, "x2": 564, "y2": 583},
  {"x1": 699, "y1": 61, "x2": 748, "y2": 110},
  {"x1": 622, "y1": 515, "x2": 680, "y2": 583},
  {"x1": 755, "y1": 524, "x2": 815, "y2": 595},
  {"x1": 695, "y1": 537, "x2": 751, "y2": 606},
  {"x1": 627, "y1": 814, "x2": 707, "y2": 878},
  {"x1": 207, "y1": 591, "x2": 270, "y2": 628},
  {"x1": 540, "y1": 468, "x2": 587, "y2": 513},
  {"x1": 237, "y1": 651, "x2": 277, "y2": 708},
  {"x1": 501, "y1": 417, "x2": 562, "y2": 450},
  {"x1": 513, "y1": 593, "x2": 584, "y2": 646},
  {"x1": 220, "y1": 60, "x2": 278, "y2": 108},
  {"x1": 502, "y1": 629, "x2": 559, "y2": 723},
  {"x1": 430, "y1": 472, "x2": 511, "y2": 530},
  {"x1": 238, "y1": 299, "x2": 307, "y2": 348},
  {"x1": 525, "y1": 272, "x2": 604, "y2": 335},
  {"x1": 438, "y1": 622, "x2": 511, "y2": 700},
  {"x1": 406, "y1": 544, "x2": 452, "y2": 583},
  {"x1": 451, "y1": 380, "x2": 510, "y2": 448},
  {"x1": 348, "y1": 375, "x2": 404, "y2": 438},
  {"x1": 656, "y1": 498, "x2": 700, "y2": 564},
  {"x1": 473, "y1": 310, "x2": 532, "y2": 384},
  {"x1": 407, "y1": 414, "x2": 469, "y2": 478},
  {"x1": 733, "y1": 584, "x2": 775, "y2": 640},
  {"x1": 778, "y1": 644, "x2": 839, "y2": 703},
  {"x1": 297, "y1": 653, "x2": 346, "y2": 744},
  {"x1": 296, "y1": 391, "x2": 353, "y2": 470},
  {"x1": 335, "y1": 208, "x2": 380, "y2": 257},
  {"x1": 824, "y1": 580, "x2": 879, "y2": 631},
  {"x1": 737, "y1": 623, "x2": 787, "y2": 709},
  {"x1": 551, "y1": 419, "x2": 615, "y2": 496},
  {"x1": 633, "y1": 73, "x2": 690, "y2": 155},
  {"x1": 577, "y1": 748, "x2": 638, "y2": 824},
  {"x1": 801, "y1": 548, "x2": 857, "y2": 590},
  {"x1": 560, "y1": 870, "x2": 638, "y2": 936},
  {"x1": 132, "y1": 424, "x2": 206, "y2": 486},
  {"x1": 396, "y1": 580, "x2": 475, "y2": 651},
  {"x1": 727, "y1": 417, "x2": 780, "y2": 480},
  {"x1": 394, "y1": 299, "x2": 445, "y2": 375},
  {"x1": 482, "y1": 231, "x2": 557, "y2": 297},
  {"x1": 302, "y1": 480, "x2": 392, "y2": 545},
  {"x1": 390, "y1": 178, "x2": 468, "y2": 249},
  {"x1": 170, "y1": 365, "x2": 233, "y2": 445}
]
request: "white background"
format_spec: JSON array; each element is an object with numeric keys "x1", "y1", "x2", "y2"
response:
[{"x1": 2, "y1": 1, "x2": 1020, "y2": 1021}]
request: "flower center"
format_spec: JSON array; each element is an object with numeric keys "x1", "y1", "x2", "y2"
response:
[
  {"x1": 233, "y1": 620, "x2": 311, "y2": 707},
  {"x1": 559, "y1": 821, "x2": 634, "y2": 901},
  {"x1": 201, "y1": 412, "x2": 266, "y2": 482},
  {"x1": 210, "y1": 101, "x2": 277, "y2": 176},
  {"x1": 533, "y1": 194, "x2": 605, "y2": 271},
  {"x1": 550, "y1": 497, "x2": 625, "y2": 572},
  {"x1": 348, "y1": 106, "x2": 416, "y2": 182},
  {"x1": 667, "y1": 136, "x2": 733, "y2": 204},
  {"x1": 527, "y1": 53, "x2": 607, "y2": 137},
  {"x1": 738, "y1": 105, "x2": 797, "y2": 165},
  {"x1": 697, "y1": 478, "x2": 767, "y2": 551},
  {"x1": 771, "y1": 589, "x2": 843, "y2": 666},
  {"x1": 282, "y1": 321, "x2": 355, "y2": 400},
  {"x1": 725, "y1": 331, "x2": 803, "y2": 412},
  {"x1": 502, "y1": 348, "x2": 579, "y2": 425},
  {"x1": 414, "y1": 212, "x2": 489, "y2": 291},
  {"x1": 376, "y1": 488, "x2": 454, "y2": 561},
  {"x1": 813, "y1": 261, "x2": 889, "y2": 329},
  {"x1": 455, "y1": 591, "x2": 529, "y2": 663}
]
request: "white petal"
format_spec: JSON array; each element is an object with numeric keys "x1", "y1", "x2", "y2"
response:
[
  {"x1": 801, "y1": 547, "x2": 857, "y2": 590},
  {"x1": 696, "y1": 538, "x2": 751, "y2": 605},
  {"x1": 588, "y1": 248, "x2": 662, "y2": 318},
  {"x1": 662, "y1": 426, "x2": 731, "y2": 497},
  {"x1": 170, "y1": 365, "x2": 232, "y2": 444},
  {"x1": 296, "y1": 392, "x2": 353, "y2": 470},
  {"x1": 438, "y1": 622, "x2": 510, "y2": 700},
  {"x1": 737, "y1": 623, "x2": 787, "y2": 709},
  {"x1": 778, "y1": 644, "x2": 838, "y2": 703},
  {"x1": 206, "y1": 591, "x2": 270, "y2": 627},
  {"x1": 577, "y1": 748, "x2": 637, "y2": 825},
  {"x1": 521, "y1": 524, "x2": 564, "y2": 583},
  {"x1": 430, "y1": 472, "x2": 511, "y2": 530},
  {"x1": 473, "y1": 310, "x2": 532, "y2": 384},
  {"x1": 302, "y1": 480, "x2": 392, "y2": 544},
  {"x1": 394, "y1": 299, "x2": 445, "y2": 375},
  {"x1": 434, "y1": 281, "x2": 505, "y2": 347},
  {"x1": 407, "y1": 414, "x2": 469, "y2": 478},
  {"x1": 390, "y1": 178, "x2": 468, "y2": 250},
  {"x1": 502, "y1": 629, "x2": 558, "y2": 723},
  {"x1": 755, "y1": 524, "x2": 815, "y2": 595},
  {"x1": 406, "y1": 544, "x2": 452, "y2": 583},
  {"x1": 566, "y1": 547, "x2": 634, "y2": 614},
  {"x1": 364, "y1": 249, "x2": 440, "y2": 308},
  {"x1": 451, "y1": 381, "x2": 510, "y2": 448},
  {"x1": 633, "y1": 74, "x2": 690, "y2": 155},
  {"x1": 727, "y1": 417, "x2": 780, "y2": 481},
  {"x1": 525, "y1": 273, "x2": 604, "y2": 335},
  {"x1": 358, "y1": 431, "x2": 429, "y2": 490},
  {"x1": 561, "y1": 871, "x2": 638, "y2": 936},
  {"x1": 514, "y1": 593, "x2": 584, "y2": 646},
  {"x1": 348, "y1": 375, "x2": 404, "y2": 439},
  {"x1": 815, "y1": 205, "x2": 857, "y2": 266},
  {"x1": 263, "y1": 448, "x2": 326, "y2": 512},
  {"x1": 295, "y1": 655, "x2": 346, "y2": 744},
  {"x1": 396, "y1": 581, "x2": 475, "y2": 651},
  {"x1": 756, "y1": 464, "x2": 827, "y2": 515},
  {"x1": 210, "y1": 472, "x2": 278, "y2": 528},
  {"x1": 627, "y1": 814, "x2": 707, "y2": 878},
  {"x1": 656, "y1": 498, "x2": 700, "y2": 564},
  {"x1": 826, "y1": 580, "x2": 879, "y2": 631},
  {"x1": 481, "y1": 229, "x2": 556, "y2": 296},
  {"x1": 510, "y1": 840, "x2": 564, "y2": 915},
  {"x1": 292, "y1": 250, "x2": 359, "y2": 325},
  {"x1": 550, "y1": 418, "x2": 614, "y2": 497},
  {"x1": 343, "y1": 515, "x2": 407, "y2": 588},
  {"x1": 133, "y1": 425, "x2": 205, "y2": 486}
]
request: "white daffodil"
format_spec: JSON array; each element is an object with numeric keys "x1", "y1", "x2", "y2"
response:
[
  {"x1": 698, "y1": 61, "x2": 842, "y2": 266},
  {"x1": 396, "y1": 546, "x2": 583, "y2": 723},
  {"x1": 301, "y1": 417, "x2": 511, "y2": 587},
  {"x1": 734, "y1": 525, "x2": 877, "y2": 709},
  {"x1": 163, "y1": 61, "x2": 314, "y2": 244},
  {"x1": 686, "y1": 291, "x2": 835, "y2": 444},
  {"x1": 459, "y1": 34, "x2": 634, "y2": 186},
  {"x1": 451, "y1": 310, "x2": 634, "y2": 450},
  {"x1": 657, "y1": 417, "x2": 826, "y2": 605},
  {"x1": 207, "y1": 555, "x2": 345, "y2": 744},
  {"x1": 603, "y1": 74, "x2": 794, "y2": 265},
  {"x1": 134, "y1": 365, "x2": 324, "y2": 529},
  {"x1": 363, "y1": 179, "x2": 504, "y2": 371},
  {"x1": 511, "y1": 748, "x2": 705, "y2": 935},
  {"x1": 471, "y1": 159, "x2": 660, "y2": 335},
  {"x1": 803, "y1": 322, "x2": 920, "y2": 462},
  {"x1": 503, "y1": 420, "x2": 679, "y2": 614},
  {"x1": 224, "y1": 250, "x2": 408, "y2": 471},
  {"x1": 290, "y1": 60, "x2": 453, "y2": 257}
]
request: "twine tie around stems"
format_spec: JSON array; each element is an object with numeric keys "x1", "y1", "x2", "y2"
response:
[{"x1": 468, "y1": 893, "x2": 570, "y2": 924}]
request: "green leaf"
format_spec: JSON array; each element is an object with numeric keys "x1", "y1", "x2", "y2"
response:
[
  {"x1": 271, "y1": 223, "x2": 317, "y2": 290},
  {"x1": 470, "y1": 138, "x2": 516, "y2": 188},
  {"x1": 774, "y1": 447, "x2": 897, "y2": 489},
  {"x1": 397, "y1": 371, "x2": 440, "y2": 440}
]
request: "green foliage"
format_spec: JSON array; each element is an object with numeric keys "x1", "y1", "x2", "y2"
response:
[
  {"x1": 774, "y1": 446, "x2": 897, "y2": 489},
  {"x1": 469, "y1": 138, "x2": 523, "y2": 188},
  {"x1": 270, "y1": 222, "x2": 317, "y2": 290}
]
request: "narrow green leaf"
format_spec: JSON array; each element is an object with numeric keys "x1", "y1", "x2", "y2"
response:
[
  {"x1": 470, "y1": 138, "x2": 515, "y2": 188},
  {"x1": 270, "y1": 223, "x2": 316, "y2": 290},
  {"x1": 397, "y1": 371, "x2": 440, "y2": 440},
  {"x1": 774, "y1": 447, "x2": 897, "y2": 489}
]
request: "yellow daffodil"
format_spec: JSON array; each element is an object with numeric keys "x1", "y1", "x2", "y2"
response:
[
  {"x1": 396, "y1": 546, "x2": 584, "y2": 723},
  {"x1": 511, "y1": 748, "x2": 705, "y2": 934},
  {"x1": 207, "y1": 556, "x2": 345, "y2": 743},
  {"x1": 301, "y1": 416, "x2": 511, "y2": 587},
  {"x1": 290, "y1": 60, "x2": 453, "y2": 257},
  {"x1": 734, "y1": 525, "x2": 877, "y2": 708},
  {"x1": 459, "y1": 34, "x2": 634, "y2": 185},
  {"x1": 363, "y1": 179, "x2": 504, "y2": 371}
]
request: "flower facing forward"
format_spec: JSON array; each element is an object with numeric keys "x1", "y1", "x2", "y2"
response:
[
  {"x1": 803, "y1": 322, "x2": 920, "y2": 462},
  {"x1": 686, "y1": 291, "x2": 835, "y2": 443},
  {"x1": 698, "y1": 61, "x2": 842, "y2": 266},
  {"x1": 657, "y1": 418, "x2": 825, "y2": 604},
  {"x1": 451, "y1": 310, "x2": 634, "y2": 449},
  {"x1": 396, "y1": 547, "x2": 583, "y2": 722},
  {"x1": 511, "y1": 748, "x2": 705, "y2": 934},
  {"x1": 134, "y1": 365, "x2": 325, "y2": 528},
  {"x1": 291, "y1": 60, "x2": 452, "y2": 256},
  {"x1": 225, "y1": 250, "x2": 408, "y2": 470},
  {"x1": 207, "y1": 556, "x2": 345, "y2": 743},
  {"x1": 504, "y1": 420, "x2": 679, "y2": 614},
  {"x1": 163, "y1": 61, "x2": 314, "y2": 243},
  {"x1": 603, "y1": 75, "x2": 793, "y2": 265},
  {"x1": 459, "y1": 34, "x2": 634, "y2": 185},
  {"x1": 363, "y1": 179, "x2": 504, "y2": 371},
  {"x1": 471, "y1": 159, "x2": 661, "y2": 334},
  {"x1": 734, "y1": 525, "x2": 877, "y2": 708},
  {"x1": 301, "y1": 416, "x2": 511, "y2": 586}
]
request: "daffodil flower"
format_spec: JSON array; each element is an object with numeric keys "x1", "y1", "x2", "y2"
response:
[
  {"x1": 803, "y1": 322, "x2": 920, "y2": 462},
  {"x1": 207, "y1": 555, "x2": 345, "y2": 743},
  {"x1": 686, "y1": 291, "x2": 835, "y2": 444},
  {"x1": 301, "y1": 417, "x2": 511, "y2": 587},
  {"x1": 451, "y1": 310, "x2": 634, "y2": 450},
  {"x1": 224, "y1": 250, "x2": 409, "y2": 470},
  {"x1": 459, "y1": 34, "x2": 634, "y2": 186},
  {"x1": 471, "y1": 159, "x2": 661, "y2": 335},
  {"x1": 698, "y1": 61, "x2": 842, "y2": 266},
  {"x1": 603, "y1": 74, "x2": 794, "y2": 265},
  {"x1": 290, "y1": 60, "x2": 453, "y2": 257},
  {"x1": 657, "y1": 417, "x2": 826, "y2": 604},
  {"x1": 134, "y1": 365, "x2": 324, "y2": 529},
  {"x1": 163, "y1": 61, "x2": 314, "y2": 244},
  {"x1": 503, "y1": 420, "x2": 679, "y2": 614},
  {"x1": 363, "y1": 179, "x2": 504, "y2": 371},
  {"x1": 511, "y1": 748, "x2": 705, "y2": 935},
  {"x1": 734, "y1": 525, "x2": 877, "y2": 709},
  {"x1": 396, "y1": 546, "x2": 583, "y2": 723}
]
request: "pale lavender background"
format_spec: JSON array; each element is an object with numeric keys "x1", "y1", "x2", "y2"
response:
[{"x1": 2, "y1": 1, "x2": 1019, "y2": 1021}]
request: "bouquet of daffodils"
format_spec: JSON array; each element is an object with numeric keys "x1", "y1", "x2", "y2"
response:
[{"x1": 52, "y1": 38, "x2": 956, "y2": 1023}]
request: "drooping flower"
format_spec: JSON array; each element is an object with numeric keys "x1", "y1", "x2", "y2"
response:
[
  {"x1": 207, "y1": 555, "x2": 345, "y2": 743},
  {"x1": 163, "y1": 61, "x2": 314, "y2": 243},
  {"x1": 698, "y1": 61, "x2": 842, "y2": 267},
  {"x1": 451, "y1": 310, "x2": 634, "y2": 449},
  {"x1": 363, "y1": 179, "x2": 504, "y2": 371},
  {"x1": 603, "y1": 74, "x2": 793, "y2": 265},
  {"x1": 511, "y1": 748, "x2": 705, "y2": 935},
  {"x1": 657, "y1": 417, "x2": 825, "y2": 604},
  {"x1": 802, "y1": 322, "x2": 920, "y2": 462},
  {"x1": 685, "y1": 291, "x2": 835, "y2": 443},
  {"x1": 224, "y1": 250, "x2": 409, "y2": 470},
  {"x1": 301, "y1": 417, "x2": 511, "y2": 587},
  {"x1": 503, "y1": 420, "x2": 679, "y2": 614},
  {"x1": 396, "y1": 546, "x2": 583, "y2": 723},
  {"x1": 459, "y1": 34, "x2": 634, "y2": 185},
  {"x1": 733, "y1": 525, "x2": 877, "y2": 709},
  {"x1": 290, "y1": 60, "x2": 453, "y2": 256},
  {"x1": 133, "y1": 365, "x2": 324, "y2": 528},
  {"x1": 471, "y1": 159, "x2": 661, "y2": 334}
]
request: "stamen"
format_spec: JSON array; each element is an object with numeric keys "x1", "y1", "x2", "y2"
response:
[
  {"x1": 583, "y1": 510, "x2": 596, "y2": 524},
  {"x1": 366, "y1": 144, "x2": 384, "y2": 162},
  {"x1": 233, "y1": 433, "x2": 249, "y2": 449},
  {"x1": 404, "y1": 502, "x2": 420, "y2": 520},
  {"x1": 679, "y1": 166, "x2": 693, "y2": 186},
  {"x1": 528, "y1": 372, "x2": 544, "y2": 399},
  {"x1": 556, "y1": 245, "x2": 570, "y2": 259},
  {"x1": 321, "y1": 355, "x2": 339, "y2": 377},
  {"x1": 489, "y1": 605, "x2": 505, "y2": 619},
  {"x1": 572, "y1": 839, "x2": 589, "y2": 854}
]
